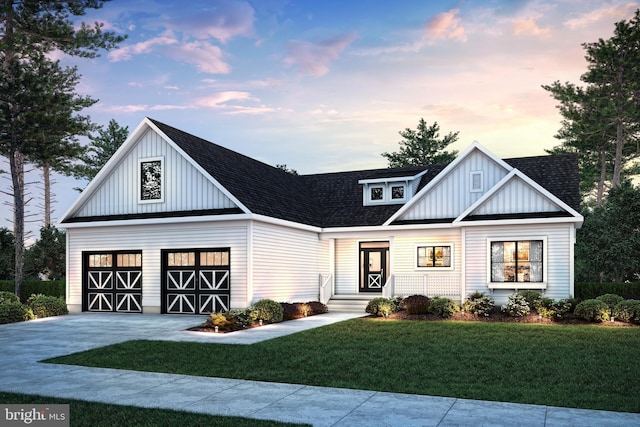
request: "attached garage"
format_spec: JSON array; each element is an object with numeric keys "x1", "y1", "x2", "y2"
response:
[
  {"x1": 83, "y1": 251, "x2": 143, "y2": 312},
  {"x1": 161, "y1": 248, "x2": 230, "y2": 314}
]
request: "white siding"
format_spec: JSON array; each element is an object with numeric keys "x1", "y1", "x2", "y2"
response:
[
  {"x1": 463, "y1": 223, "x2": 574, "y2": 305},
  {"x1": 74, "y1": 129, "x2": 236, "y2": 217},
  {"x1": 335, "y1": 238, "x2": 358, "y2": 294},
  {"x1": 66, "y1": 220, "x2": 248, "y2": 311},
  {"x1": 472, "y1": 176, "x2": 561, "y2": 215},
  {"x1": 400, "y1": 151, "x2": 509, "y2": 221},
  {"x1": 251, "y1": 222, "x2": 325, "y2": 303}
]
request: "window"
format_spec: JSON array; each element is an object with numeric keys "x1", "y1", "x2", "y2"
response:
[
  {"x1": 490, "y1": 240, "x2": 543, "y2": 282},
  {"x1": 117, "y1": 253, "x2": 142, "y2": 267},
  {"x1": 200, "y1": 251, "x2": 229, "y2": 266},
  {"x1": 88, "y1": 254, "x2": 112, "y2": 268},
  {"x1": 139, "y1": 157, "x2": 164, "y2": 203},
  {"x1": 416, "y1": 245, "x2": 452, "y2": 268},
  {"x1": 370, "y1": 187, "x2": 384, "y2": 201},
  {"x1": 167, "y1": 252, "x2": 196, "y2": 267},
  {"x1": 470, "y1": 171, "x2": 483, "y2": 192},
  {"x1": 391, "y1": 185, "x2": 405, "y2": 200}
]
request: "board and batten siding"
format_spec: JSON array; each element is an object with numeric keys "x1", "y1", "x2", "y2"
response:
[
  {"x1": 66, "y1": 220, "x2": 248, "y2": 313},
  {"x1": 400, "y1": 150, "x2": 509, "y2": 221},
  {"x1": 74, "y1": 129, "x2": 236, "y2": 217},
  {"x1": 472, "y1": 176, "x2": 561, "y2": 215},
  {"x1": 250, "y1": 222, "x2": 325, "y2": 303},
  {"x1": 463, "y1": 223, "x2": 575, "y2": 305}
]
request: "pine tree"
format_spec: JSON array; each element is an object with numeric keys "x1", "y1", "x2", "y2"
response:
[
  {"x1": 0, "y1": 1, "x2": 125, "y2": 298},
  {"x1": 72, "y1": 119, "x2": 129, "y2": 184},
  {"x1": 382, "y1": 119, "x2": 459, "y2": 168}
]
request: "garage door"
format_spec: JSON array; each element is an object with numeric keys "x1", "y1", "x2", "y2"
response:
[
  {"x1": 83, "y1": 251, "x2": 142, "y2": 312},
  {"x1": 161, "y1": 248, "x2": 230, "y2": 314}
]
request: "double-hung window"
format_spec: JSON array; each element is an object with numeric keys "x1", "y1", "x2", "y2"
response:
[{"x1": 490, "y1": 240, "x2": 543, "y2": 283}]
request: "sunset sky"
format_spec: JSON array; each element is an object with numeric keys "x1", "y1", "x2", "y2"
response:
[{"x1": 1, "y1": 0, "x2": 638, "y2": 237}]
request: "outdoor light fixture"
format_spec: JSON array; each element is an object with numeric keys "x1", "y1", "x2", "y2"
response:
[
  {"x1": 214, "y1": 326, "x2": 219, "y2": 333},
  {"x1": 259, "y1": 319, "x2": 263, "y2": 326}
]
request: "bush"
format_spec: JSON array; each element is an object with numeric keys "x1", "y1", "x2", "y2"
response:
[
  {"x1": 0, "y1": 291, "x2": 19, "y2": 304},
  {"x1": 502, "y1": 293, "x2": 530, "y2": 317},
  {"x1": 0, "y1": 301, "x2": 34, "y2": 324},
  {"x1": 26, "y1": 294, "x2": 68, "y2": 318},
  {"x1": 0, "y1": 280, "x2": 65, "y2": 302},
  {"x1": 306, "y1": 301, "x2": 328, "y2": 315},
  {"x1": 575, "y1": 282, "x2": 640, "y2": 300},
  {"x1": 401, "y1": 294, "x2": 430, "y2": 315},
  {"x1": 613, "y1": 300, "x2": 640, "y2": 324},
  {"x1": 596, "y1": 293, "x2": 624, "y2": 311},
  {"x1": 366, "y1": 297, "x2": 395, "y2": 317},
  {"x1": 251, "y1": 299, "x2": 284, "y2": 323},
  {"x1": 535, "y1": 297, "x2": 572, "y2": 319},
  {"x1": 517, "y1": 290, "x2": 542, "y2": 308},
  {"x1": 225, "y1": 309, "x2": 255, "y2": 329},
  {"x1": 280, "y1": 302, "x2": 312, "y2": 320},
  {"x1": 462, "y1": 291, "x2": 495, "y2": 317},
  {"x1": 574, "y1": 299, "x2": 610, "y2": 322},
  {"x1": 428, "y1": 297, "x2": 460, "y2": 318}
]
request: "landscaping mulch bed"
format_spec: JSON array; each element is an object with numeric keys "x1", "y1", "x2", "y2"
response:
[{"x1": 383, "y1": 310, "x2": 638, "y2": 327}]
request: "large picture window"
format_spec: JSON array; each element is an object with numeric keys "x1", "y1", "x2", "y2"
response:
[
  {"x1": 490, "y1": 240, "x2": 543, "y2": 282},
  {"x1": 416, "y1": 245, "x2": 452, "y2": 268}
]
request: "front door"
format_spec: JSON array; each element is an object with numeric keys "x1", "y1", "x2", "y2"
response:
[{"x1": 360, "y1": 242, "x2": 389, "y2": 293}]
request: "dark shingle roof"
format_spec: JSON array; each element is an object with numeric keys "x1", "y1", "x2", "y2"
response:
[{"x1": 150, "y1": 118, "x2": 580, "y2": 228}]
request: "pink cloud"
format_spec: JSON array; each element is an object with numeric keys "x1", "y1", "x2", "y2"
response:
[
  {"x1": 511, "y1": 18, "x2": 551, "y2": 37},
  {"x1": 194, "y1": 91, "x2": 257, "y2": 108},
  {"x1": 171, "y1": 1, "x2": 255, "y2": 43},
  {"x1": 564, "y1": 3, "x2": 639, "y2": 30},
  {"x1": 284, "y1": 32, "x2": 358, "y2": 76},
  {"x1": 425, "y1": 9, "x2": 466, "y2": 42},
  {"x1": 166, "y1": 41, "x2": 231, "y2": 74},
  {"x1": 108, "y1": 35, "x2": 178, "y2": 62}
]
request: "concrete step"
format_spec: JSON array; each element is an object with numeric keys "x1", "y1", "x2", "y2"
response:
[{"x1": 326, "y1": 295, "x2": 376, "y2": 313}]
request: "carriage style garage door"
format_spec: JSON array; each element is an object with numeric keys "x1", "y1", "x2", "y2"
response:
[
  {"x1": 83, "y1": 251, "x2": 143, "y2": 312},
  {"x1": 161, "y1": 248, "x2": 230, "y2": 314}
]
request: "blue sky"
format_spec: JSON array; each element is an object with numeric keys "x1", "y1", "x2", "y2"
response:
[{"x1": 1, "y1": 0, "x2": 638, "y2": 238}]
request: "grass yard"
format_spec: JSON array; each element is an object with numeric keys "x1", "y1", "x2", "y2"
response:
[
  {"x1": 0, "y1": 392, "x2": 307, "y2": 427},
  {"x1": 46, "y1": 318, "x2": 640, "y2": 413}
]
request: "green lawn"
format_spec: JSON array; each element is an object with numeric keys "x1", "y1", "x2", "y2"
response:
[
  {"x1": 0, "y1": 392, "x2": 307, "y2": 427},
  {"x1": 46, "y1": 318, "x2": 640, "y2": 413}
]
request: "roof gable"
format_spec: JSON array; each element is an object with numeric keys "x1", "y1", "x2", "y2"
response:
[{"x1": 60, "y1": 118, "x2": 245, "y2": 223}]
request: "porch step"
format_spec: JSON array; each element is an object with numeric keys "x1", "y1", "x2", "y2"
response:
[{"x1": 326, "y1": 295, "x2": 374, "y2": 313}]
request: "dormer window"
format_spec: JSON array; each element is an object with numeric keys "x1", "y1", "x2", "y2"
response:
[
  {"x1": 371, "y1": 187, "x2": 384, "y2": 201},
  {"x1": 359, "y1": 169, "x2": 426, "y2": 206},
  {"x1": 391, "y1": 185, "x2": 405, "y2": 200}
]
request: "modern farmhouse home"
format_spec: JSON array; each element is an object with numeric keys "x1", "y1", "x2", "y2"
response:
[{"x1": 59, "y1": 117, "x2": 583, "y2": 314}]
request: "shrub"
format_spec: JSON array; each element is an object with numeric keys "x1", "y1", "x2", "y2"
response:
[
  {"x1": 0, "y1": 301, "x2": 34, "y2": 324},
  {"x1": 517, "y1": 290, "x2": 542, "y2": 308},
  {"x1": 535, "y1": 298, "x2": 572, "y2": 319},
  {"x1": 26, "y1": 294, "x2": 68, "y2": 318},
  {"x1": 306, "y1": 301, "x2": 328, "y2": 315},
  {"x1": 0, "y1": 280, "x2": 65, "y2": 302},
  {"x1": 428, "y1": 297, "x2": 460, "y2": 318},
  {"x1": 225, "y1": 309, "x2": 255, "y2": 329},
  {"x1": 596, "y1": 294, "x2": 624, "y2": 311},
  {"x1": 575, "y1": 281, "x2": 640, "y2": 300},
  {"x1": 462, "y1": 291, "x2": 495, "y2": 317},
  {"x1": 280, "y1": 302, "x2": 312, "y2": 320},
  {"x1": 502, "y1": 293, "x2": 530, "y2": 317},
  {"x1": 574, "y1": 299, "x2": 610, "y2": 322},
  {"x1": 613, "y1": 300, "x2": 640, "y2": 324},
  {"x1": 365, "y1": 297, "x2": 394, "y2": 317},
  {"x1": 401, "y1": 294, "x2": 430, "y2": 315},
  {"x1": 205, "y1": 313, "x2": 233, "y2": 329},
  {"x1": 0, "y1": 291, "x2": 19, "y2": 304},
  {"x1": 251, "y1": 299, "x2": 284, "y2": 323}
]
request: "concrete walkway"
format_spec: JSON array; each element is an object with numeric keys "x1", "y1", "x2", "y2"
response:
[{"x1": 0, "y1": 313, "x2": 638, "y2": 427}]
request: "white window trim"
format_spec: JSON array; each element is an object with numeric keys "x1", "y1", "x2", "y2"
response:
[
  {"x1": 138, "y1": 156, "x2": 165, "y2": 204},
  {"x1": 369, "y1": 185, "x2": 385, "y2": 204},
  {"x1": 486, "y1": 236, "x2": 547, "y2": 289},
  {"x1": 390, "y1": 184, "x2": 407, "y2": 202},
  {"x1": 470, "y1": 171, "x2": 484, "y2": 193},
  {"x1": 414, "y1": 243, "x2": 454, "y2": 271}
]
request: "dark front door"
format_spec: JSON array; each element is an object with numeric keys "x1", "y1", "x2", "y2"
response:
[{"x1": 360, "y1": 242, "x2": 389, "y2": 293}]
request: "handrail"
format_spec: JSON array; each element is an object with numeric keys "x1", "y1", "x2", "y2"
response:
[
  {"x1": 319, "y1": 273, "x2": 333, "y2": 304},
  {"x1": 382, "y1": 274, "x2": 394, "y2": 298}
]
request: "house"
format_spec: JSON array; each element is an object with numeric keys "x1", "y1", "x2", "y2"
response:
[{"x1": 58, "y1": 117, "x2": 583, "y2": 314}]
